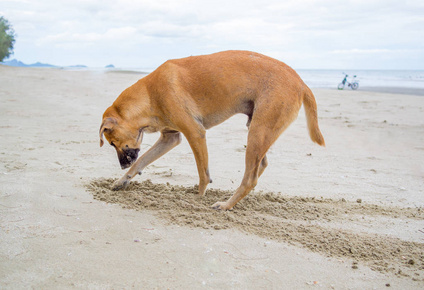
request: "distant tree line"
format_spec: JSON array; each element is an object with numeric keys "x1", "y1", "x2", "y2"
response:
[{"x1": 0, "y1": 16, "x2": 16, "y2": 62}]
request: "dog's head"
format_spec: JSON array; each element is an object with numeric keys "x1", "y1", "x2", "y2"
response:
[{"x1": 99, "y1": 117, "x2": 143, "y2": 169}]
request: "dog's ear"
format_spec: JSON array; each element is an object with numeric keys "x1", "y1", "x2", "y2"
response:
[{"x1": 99, "y1": 117, "x2": 117, "y2": 147}]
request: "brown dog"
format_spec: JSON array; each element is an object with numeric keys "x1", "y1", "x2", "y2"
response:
[{"x1": 99, "y1": 50, "x2": 325, "y2": 210}]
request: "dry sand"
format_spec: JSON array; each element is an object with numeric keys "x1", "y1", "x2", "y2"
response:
[{"x1": 1, "y1": 65, "x2": 424, "y2": 289}]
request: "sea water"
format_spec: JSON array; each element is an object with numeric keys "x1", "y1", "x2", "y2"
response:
[{"x1": 297, "y1": 69, "x2": 424, "y2": 90}]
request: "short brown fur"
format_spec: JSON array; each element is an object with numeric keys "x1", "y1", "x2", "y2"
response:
[{"x1": 99, "y1": 50, "x2": 325, "y2": 210}]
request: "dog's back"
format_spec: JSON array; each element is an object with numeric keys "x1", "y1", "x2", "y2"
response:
[
  {"x1": 164, "y1": 50, "x2": 305, "y2": 94},
  {"x1": 146, "y1": 50, "x2": 309, "y2": 129}
]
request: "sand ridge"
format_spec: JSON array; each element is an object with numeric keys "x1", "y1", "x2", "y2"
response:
[{"x1": 87, "y1": 178, "x2": 424, "y2": 281}]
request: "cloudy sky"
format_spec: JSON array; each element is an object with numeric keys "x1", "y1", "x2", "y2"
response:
[{"x1": 1, "y1": 0, "x2": 423, "y2": 69}]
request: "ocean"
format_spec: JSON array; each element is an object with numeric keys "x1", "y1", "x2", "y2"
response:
[{"x1": 297, "y1": 69, "x2": 424, "y2": 90}]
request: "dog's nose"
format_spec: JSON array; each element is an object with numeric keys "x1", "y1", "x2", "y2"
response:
[
  {"x1": 118, "y1": 148, "x2": 140, "y2": 170},
  {"x1": 121, "y1": 164, "x2": 130, "y2": 170}
]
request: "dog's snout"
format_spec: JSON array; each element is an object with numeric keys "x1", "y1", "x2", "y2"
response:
[
  {"x1": 126, "y1": 148, "x2": 140, "y2": 161},
  {"x1": 118, "y1": 148, "x2": 140, "y2": 169}
]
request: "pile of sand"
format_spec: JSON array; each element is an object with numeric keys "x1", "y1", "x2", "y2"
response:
[{"x1": 86, "y1": 178, "x2": 424, "y2": 281}]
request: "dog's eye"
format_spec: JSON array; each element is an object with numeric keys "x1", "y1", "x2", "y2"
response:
[{"x1": 110, "y1": 142, "x2": 116, "y2": 148}]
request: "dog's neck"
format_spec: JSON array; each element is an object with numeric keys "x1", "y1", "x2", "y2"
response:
[{"x1": 108, "y1": 81, "x2": 162, "y2": 132}]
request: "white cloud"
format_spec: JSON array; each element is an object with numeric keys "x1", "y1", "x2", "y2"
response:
[{"x1": 38, "y1": 26, "x2": 139, "y2": 45}]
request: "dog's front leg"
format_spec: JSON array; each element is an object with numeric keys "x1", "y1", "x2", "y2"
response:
[
  {"x1": 112, "y1": 131, "x2": 181, "y2": 190},
  {"x1": 183, "y1": 128, "x2": 211, "y2": 196}
]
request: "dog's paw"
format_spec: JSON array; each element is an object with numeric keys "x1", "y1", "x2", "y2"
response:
[
  {"x1": 112, "y1": 180, "x2": 129, "y2": 191},
  {"x1": 211, "y1": 201, "x2": 231, "y2": 211}
]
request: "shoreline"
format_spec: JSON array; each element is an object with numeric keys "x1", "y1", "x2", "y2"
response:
[
  {"x1": 354, "y1": 86, "x2": 424, "y2": 96},
  {"x1": 313, "y1": 86, "x2": 424, "y2": 96}
]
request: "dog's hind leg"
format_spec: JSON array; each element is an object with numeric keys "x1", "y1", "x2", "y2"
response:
[
  {"x1": 211, "y1": 125, "x2": 275, "y2": 210},
  {"x1": 246, "y1": 116, "x2": 268, "y2": 178},
  {"x1": 112, "y1": 131, "x2": 181, "y2": 190},
  {"x1": 212, "y1": 96, "x2": 301, "y2": 210}
]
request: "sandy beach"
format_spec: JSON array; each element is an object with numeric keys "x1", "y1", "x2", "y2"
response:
[{"x1": 1, "y1": 65, "x2": 423, "y2": 289}]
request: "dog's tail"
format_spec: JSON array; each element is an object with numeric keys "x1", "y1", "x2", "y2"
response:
[{"x1": 303, "y1": 86, "x2": 325, "y2": 146}]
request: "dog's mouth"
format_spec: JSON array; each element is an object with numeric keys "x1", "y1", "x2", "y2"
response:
[{"x1": 118, "y1": 148, "x2": 140, "y2": 169}]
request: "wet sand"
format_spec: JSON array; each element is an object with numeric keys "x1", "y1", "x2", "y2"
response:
[
  {"x1": 359, "y1": 86, "x2": 424, "y2": 96},
  {"x1": 1, "y1": 65, "x2": 424, "y2": 288}
]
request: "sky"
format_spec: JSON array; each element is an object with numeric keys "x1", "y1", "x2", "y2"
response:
[{"x1": 1, "y1": 0, "x2": 424, "y2": 70}]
